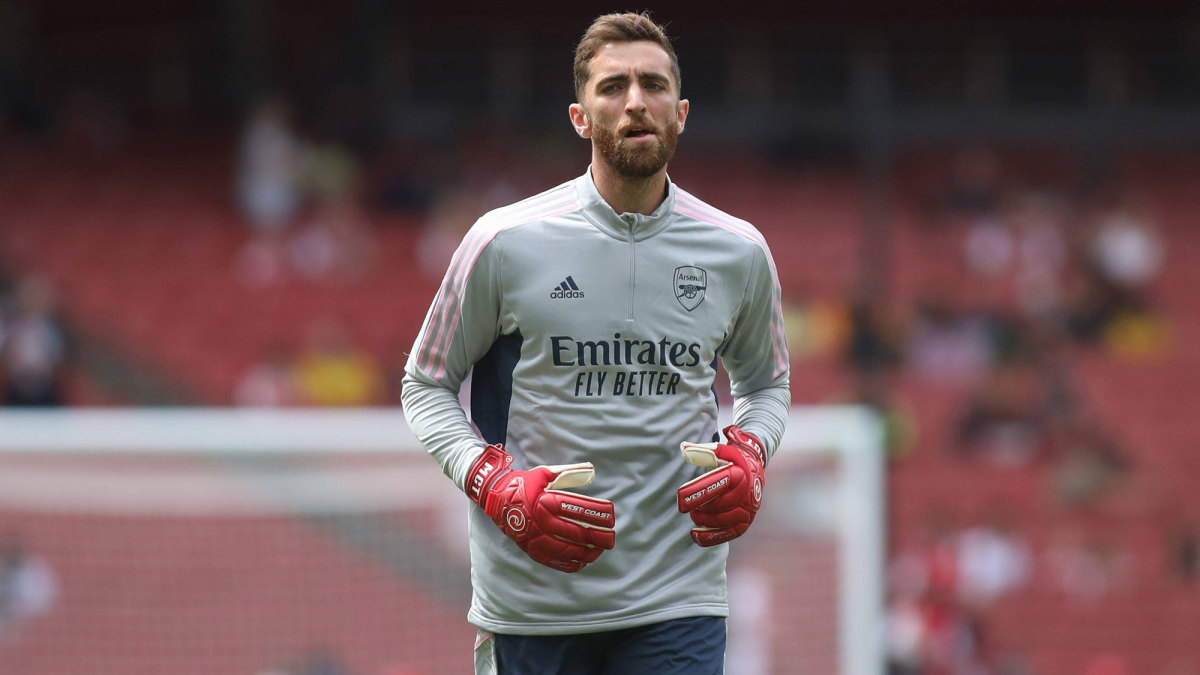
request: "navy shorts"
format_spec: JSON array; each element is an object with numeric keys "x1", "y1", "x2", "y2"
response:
[{"x1": 475, "y1": 616, "x2": 727, "y2": 675}]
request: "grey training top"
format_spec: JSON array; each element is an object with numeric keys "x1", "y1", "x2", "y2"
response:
[{"x1": 401, "y1": 168, "x2": 791, "y2": 635}]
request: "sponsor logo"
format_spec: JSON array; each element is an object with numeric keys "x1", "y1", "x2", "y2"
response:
[
  {"x1": 468, "y1": 460, "x2": 496, "y2": 501},
  {"x1": 561, "y1": 503, "x2": 612, "y2": 520},
  {"x1": 550, "y1": 334, "x2": 701, "y2": 368},
  {"x1": 674, "y1": 266, "x2": 707, "y2": 311},
  {"x1": 550, "y1": 275, "x2": 585, "y2": 299},
  {"x1": 505, "y1": 506, "x2": 527, "y2": 533},
  {"x1": 683, "y1": 476, "x2": 730, "y2": 503},
  {"x1": 752, "y1": 477, "x2": 763, "y2": 505},
  {"x1": 548, "y1": 333, "x2": 703, "y2": 399}
]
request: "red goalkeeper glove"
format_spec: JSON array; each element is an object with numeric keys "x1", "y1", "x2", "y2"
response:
[
  {"x1": 466, "y1": 444, "x2": 616, "y2": 573},
  {"x1": 676, "y1": 425, "x2": 766, "y2": 547}
]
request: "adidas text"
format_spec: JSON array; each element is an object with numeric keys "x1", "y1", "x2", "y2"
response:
[{"x1": 550, "y1": 289, "x2": 585, "y2": 299}]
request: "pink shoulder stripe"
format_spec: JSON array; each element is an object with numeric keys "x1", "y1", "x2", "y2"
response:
[
  {"x1": 673, "y1": 192, "x2": 790, "y2": 378},
  {"x1": 417, "y1": 188, "x2": 580, "y2": 380},
  {"x1": 674, "y1": 191, "x2": 766, "y2": 247}
]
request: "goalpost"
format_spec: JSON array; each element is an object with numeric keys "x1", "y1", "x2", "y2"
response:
[{"x1": 0, "y1": 406, "x2": 884, "y2": 675}]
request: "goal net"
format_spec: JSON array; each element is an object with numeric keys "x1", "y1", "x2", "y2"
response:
[{"x1": 0, "y1": 407, "x2": 884, "y2": 675}]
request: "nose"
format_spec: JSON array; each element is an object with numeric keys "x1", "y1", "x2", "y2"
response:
[{"x1": 625, "y1": 84, "x2": 648, "y2": 115}]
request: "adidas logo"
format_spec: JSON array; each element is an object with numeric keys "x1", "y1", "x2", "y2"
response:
[{"x1": 550, "y1": 275, "x2": 585, "y2": 299}]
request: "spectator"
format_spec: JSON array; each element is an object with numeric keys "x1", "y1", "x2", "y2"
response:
[
  {"x1": 955, "y1": 506, "x2": 1032, "y2": 609},
  {"x1": 293, "y1": 317, "x2": 382, "y2": 407},
  {"x1": 0, "y1": 533, "x2": 58, "y2": 642},
  {"x1": 1009, "y1": 189, "x2": 1070, "y2": 317},
  {"x1": 919, "y1": 589, "x2": 989, "y2": 675},
  {"x1": 953, "y1": 365, "x2": 1052, "y2": 466},
  {"x1": 906, "y1": 292, "x2": 995, "y2": 382},
  {"x1": 300, "y1": 139, "x2": 362, "y2": 208},
  {"x1": 1049, "y1": 410, "x2": 1131, "y2": 509},
  {"x1": 783, "y1": 292, "x2": 853, "y2": 362},
  {"x1": 235, "y1": 94, "x2": 305, "y2": 232},
  {"x1": 234, "y1": 343, "x2": 301, "y2": 407},
  {"x1": 234, "y1": 95, "x2": 305, "y2": 288},
  {"x1": 1088, "y1": 193, "x2": 1164, "y2": 295},
  {"x1": 889, "y1": 508, "x2": 960, "y2": 600},
  {"x1": 288, "y1": 193, "x2": 378, "y2": 285},
  {"x1": 1044, "y1": 527, "x2": 1135, "y2": 604},
  {"x1": 1067, "y1": 192, "x2": 1167, "y2": 356},
  {"x1": 885, "y1": 589, "x2": 926, "y2": 675},
  {"x1": 233, "y1": 228, "x2": 289, "y2": 288},
  {"x1": 1, "y1": 276, "x2": 67, "y2": 406},
  {"x1": 844, "y1": 291, "x2": 902, "y2": 375}
]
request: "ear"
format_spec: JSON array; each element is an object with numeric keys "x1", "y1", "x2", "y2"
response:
[
  {"x1": 569, "y1": 103, "x2": 591, "y2": 139},
  {"x1": 676, "y1": 98, "x2": 690, "y2": 134}
]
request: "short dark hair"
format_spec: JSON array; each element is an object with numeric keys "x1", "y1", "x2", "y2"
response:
[{"x1": 573, "y1": 12, "x2": 681, "y2": 102}]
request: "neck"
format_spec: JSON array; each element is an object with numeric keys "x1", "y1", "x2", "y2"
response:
[{"x1": 590, "y1": 160, "x2": 669, "y2": 216}]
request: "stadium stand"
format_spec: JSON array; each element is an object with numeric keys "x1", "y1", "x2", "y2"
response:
[{"x1": 3, "y1": 137, "x2": 1199, "y2": 672}]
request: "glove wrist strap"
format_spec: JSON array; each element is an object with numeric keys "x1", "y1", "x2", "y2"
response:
[
  {"x1": 466, "y1": 444, "x2": 513, "y2": 508},
  {"x1": 726, "y1": 425, "x2": 766, "y2": 466}
]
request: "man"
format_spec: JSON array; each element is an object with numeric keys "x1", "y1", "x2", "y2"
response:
[{"x1": 401, "y1": 12, "x2": 790, "y2": 675}]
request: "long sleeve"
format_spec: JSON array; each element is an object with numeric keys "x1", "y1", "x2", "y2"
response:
[
  {"x1": 401, "y1": 220, "x2": 506, "y2": 492},
  {"x1": 400, "y1": 374, "x2": 485, "y2": 491},
  {"x1": 720, "y1": 242, "x2": 791, "y2": 460}
]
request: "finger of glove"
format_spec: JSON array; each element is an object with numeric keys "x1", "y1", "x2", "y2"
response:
[
  {"x1": 679, "y1": 442, "x2": 724, "y2": 470},
  {"x1": 540, "y1": 490, "x2": 616, "y2": 528},
  {"x1": 532, "y1": 511, "x2": 616, "y2": 550},
  {"x1": 689, "y1": 504, "x2": 754, "y2": 530},
  {"x1": 523, "y1": 534, "x2": 604, "y2": 566},
  {"x1": 532, "y1": 493, "x2": 616, "y2": 549},
  {"x1": 542, "y1": 463, "x2": 596, "y2": 490},
  {"x1": 677, "y1": 465, "x2": 736, "y2": 513},
  {"x1": 523, "y1": 546, "x2": 587, "y2": 573},
  {"x1": 690, "y1": 523, "x2": 749, "y2": 547},
  {"x1": 690, "y1": 469, "x2": 754, "y2": 513}
]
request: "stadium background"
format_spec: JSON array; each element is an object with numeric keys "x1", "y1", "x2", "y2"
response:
[{"x1": 1, "y1": 1, "x2": 1199, "y2": 673}]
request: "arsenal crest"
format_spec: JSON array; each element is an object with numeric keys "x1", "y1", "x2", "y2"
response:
[{"x1": 674, "y1": 266, "x2": 707, "y2": 311}]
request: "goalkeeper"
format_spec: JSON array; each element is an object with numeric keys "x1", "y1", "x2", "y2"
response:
[{"x1": 401, "y1": 11, "x2": 790, "y2": 675}]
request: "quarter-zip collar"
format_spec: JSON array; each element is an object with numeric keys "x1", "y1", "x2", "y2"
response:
[{"x1": 574, "y1": 166, "x2": 676, "y2": 242}]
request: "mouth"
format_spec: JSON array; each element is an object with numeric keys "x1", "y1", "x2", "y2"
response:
[{"x1": 623, "y1": 126, "x2": 655, "y2": 139}]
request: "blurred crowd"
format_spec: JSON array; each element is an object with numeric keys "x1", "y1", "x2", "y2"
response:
[
  {"x1": 0, "y1": 533, "x2": 57, "y2": 643},
  {"x1": 2, "y1": 3, "x2": 1198, "y2": 672},
  {"x1": 0, "y1": 275, "x2": 68, "y2": 407},
  {"x1": 226, "y1": 92, "x2": 536, "y2": 409},
  {"x1": 232, "y1": 95, "x2": 379, "y2": 289},
  {"x1": 233, "y1": 315, "x2": 399, "y2": 408},
  {"x1": 800, "y1": 149, "x2": 1183, "y2": 674},
  {"x1": 833, "y1": 146, "x2": 1167, "y2": 462}
]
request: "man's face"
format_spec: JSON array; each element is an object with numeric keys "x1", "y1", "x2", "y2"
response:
[{"x1": 571, "y1": 41, "x2": 689, "y2": 178}]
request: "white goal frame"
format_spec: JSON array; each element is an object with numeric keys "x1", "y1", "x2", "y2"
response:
[{"x1": 0, "y1": 405, "x2": 884, "y2": 675}]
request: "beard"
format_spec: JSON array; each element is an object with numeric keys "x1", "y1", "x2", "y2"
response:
[{"x1": 591, "y1": 116, "x2": 679, "y2": 178}]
